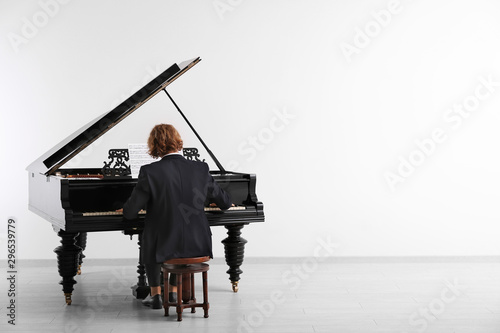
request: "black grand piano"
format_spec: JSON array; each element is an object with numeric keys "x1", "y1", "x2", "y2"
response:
[{"x1": 26, "y1": 57, "x2": 264, "y2": 305}]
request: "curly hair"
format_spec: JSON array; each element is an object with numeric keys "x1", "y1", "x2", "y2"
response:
[{"x1": 147, "y1": 124, "x2": 183, "y2": 158}]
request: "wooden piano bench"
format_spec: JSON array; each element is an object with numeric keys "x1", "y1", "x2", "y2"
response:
[{"x1": 161, "y1": 256, "x2": 210, "y2": 321}]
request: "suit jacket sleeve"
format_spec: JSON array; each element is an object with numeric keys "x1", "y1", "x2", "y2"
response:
[
  {"x1": 206, "y1": 174, "x2": 232, "y2": 210},
  {"x1": 123, "y1": 167, "x2": 150, "y2": 219}
]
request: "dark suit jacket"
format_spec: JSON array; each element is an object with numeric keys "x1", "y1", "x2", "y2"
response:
[{"x1": 123, "y1": 154, "x2": 232, "y2": 264}]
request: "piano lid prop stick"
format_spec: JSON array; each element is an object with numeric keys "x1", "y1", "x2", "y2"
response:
[{"x1": 162, "y1": 88, "x2": 227, "y2": 174}]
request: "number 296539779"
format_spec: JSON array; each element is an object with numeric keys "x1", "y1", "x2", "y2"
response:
[{"x1": 7, "y1": 218, "x2": 16, "y2": 270}]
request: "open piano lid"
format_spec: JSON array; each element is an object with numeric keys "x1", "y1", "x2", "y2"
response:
[{"x1": 27, "y1": 57, "x2": 201, "y2": 176}]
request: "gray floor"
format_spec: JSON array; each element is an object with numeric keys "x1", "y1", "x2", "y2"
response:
[{"x1": 1, "y1": 258, "x2": 499, "y2": 333}]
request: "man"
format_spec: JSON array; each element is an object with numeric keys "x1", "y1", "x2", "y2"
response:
[{"x1": 123, "y1": 124, "x2": 232, "y2": 309}]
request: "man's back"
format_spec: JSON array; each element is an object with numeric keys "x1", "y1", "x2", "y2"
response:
[{"x1": 124, "y1": 154, "x2": 232, "y2": 263}]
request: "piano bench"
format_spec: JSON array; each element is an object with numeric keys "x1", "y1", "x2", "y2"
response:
[{"x1": 161, "y1": 256, "x2": 210, "y2": 321}]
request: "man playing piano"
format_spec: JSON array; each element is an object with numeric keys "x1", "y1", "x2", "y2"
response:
[{"x1": 121, "y1": 124, "x2": 232, "y2": 309}]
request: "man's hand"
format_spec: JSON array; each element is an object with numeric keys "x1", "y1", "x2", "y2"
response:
[{"x1": 209, "y1": 203, "x2": 235, "y2": 208}]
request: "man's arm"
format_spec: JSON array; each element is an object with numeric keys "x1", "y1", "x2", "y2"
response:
[
  {"x1": 206, "y1": 175, "x2": 232, "y2": 210},
  {"x1": 123, "y1": 168, "x2": 150, "y2": 219}
]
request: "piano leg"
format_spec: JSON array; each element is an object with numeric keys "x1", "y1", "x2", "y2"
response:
[
  {"x1": 75, "y1": 232, "x2": 87, "y2": 275},
  {"x1": 131, "y1": 232, "x2": 150, "y2": 299},
  {"x1": 54, "y1": 231, "x2": 81, "y2": 305},
  {"x1": 222, "y1": 224, "x2": 248, "y2": 292}
]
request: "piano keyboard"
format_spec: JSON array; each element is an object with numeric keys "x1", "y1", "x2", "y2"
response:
[
  {"x1": 82, "y1": 206, "x2": 246, "y2": 217},
  {"x1": 204, "y1": 206, "x2": 246, "y2": 211}
]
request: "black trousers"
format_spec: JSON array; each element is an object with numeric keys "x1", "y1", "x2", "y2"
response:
[{"x1": 145, "y1": 263, "x2": 177, "y2": 287}]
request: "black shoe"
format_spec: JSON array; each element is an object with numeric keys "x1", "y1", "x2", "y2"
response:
[
  {"x1": 142, "y1": 294, "x2": 162, "y2": 309},
  {"x1": 168, "y1": 292, "x2": 177, "y2": 303}
]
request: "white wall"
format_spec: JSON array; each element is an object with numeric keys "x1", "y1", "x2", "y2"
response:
[{"x1": 1, "y1": 0, "x2": 500, "y2": 260}]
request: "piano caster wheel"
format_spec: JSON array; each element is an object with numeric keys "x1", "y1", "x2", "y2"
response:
[
  {"x1": 64, "y1": 293, "x2": 72, "y2": 305},
  {"x1": 77, "y1": 265, "x2": 82, "y2": 275},
  {"x1": 231, "y1": 281, "x2": 239, "y2": 293}
]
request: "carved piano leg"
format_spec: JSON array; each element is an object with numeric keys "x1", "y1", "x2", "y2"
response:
[
  {"x1": 75, "y1": 232, "x2": 87, "y2": 275},
  {"x1": 222, "y1": 224, "x2": 247, "y2": 292},
  {"x1": 54, "y1": 231, "x2": 81, "y2": 305},
  {"x1": 131, "y1": 232, "x2": 150, "y2": 299}
]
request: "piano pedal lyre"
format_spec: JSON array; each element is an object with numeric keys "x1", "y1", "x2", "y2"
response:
[{"x1": 64, "y1": 293, "x2": 72, "y2": 305}]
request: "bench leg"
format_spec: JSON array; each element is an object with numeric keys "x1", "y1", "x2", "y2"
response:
[
  {"x1": 163, "y1": 269, "x2": 169, "y2": 317},
  {"x1": 203, "y1": 271, "x2": 209, "y2": 318},
  {"x1": 176, "y1": 273, "x2": 183, "y2": 321}
]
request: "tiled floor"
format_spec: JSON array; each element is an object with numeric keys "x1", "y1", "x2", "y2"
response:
[{"x1": 1, "y1": 258, "x2": 499, "y2": 332}]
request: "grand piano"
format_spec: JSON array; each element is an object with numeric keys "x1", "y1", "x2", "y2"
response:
[{"x1": 26, "y1": 57, "x2": 264, "y2": 305}]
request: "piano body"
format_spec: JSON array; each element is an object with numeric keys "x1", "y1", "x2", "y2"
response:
[{"x1": 26, "y1": 57, "x2": 264, "y2": 305}]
